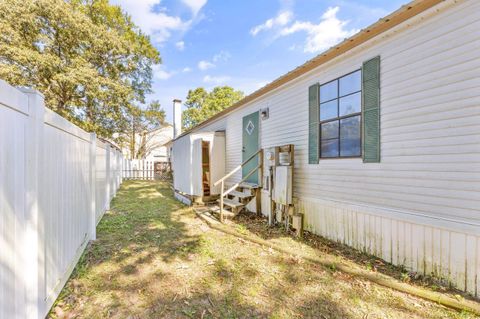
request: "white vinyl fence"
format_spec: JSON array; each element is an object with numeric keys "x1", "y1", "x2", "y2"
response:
[
  {"x1": 123, "y1": 159, "x2": 171, "y2": 180},
  {"x1": 0, "y1": 80, "x2": 123, "y2": 319}
]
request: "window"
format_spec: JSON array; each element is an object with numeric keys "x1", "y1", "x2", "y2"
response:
[{"x1": 319, "y1": 70, "x2": 361, "y2": 158}]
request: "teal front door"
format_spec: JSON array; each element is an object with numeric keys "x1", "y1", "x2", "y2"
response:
[{"x1": 242, "y1": 111, "x2": 259, "y2": 184}]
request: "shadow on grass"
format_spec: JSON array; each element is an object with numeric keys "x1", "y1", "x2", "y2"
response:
[
  {"x1": 141, "y1": 253, "x2": 355, "y2": 319},
  {"x1": 232, "y1": 211, "x2": 474, "y2": 302},
  {"x1": 50, "y1": 181, "x2": 473, "y2": 319},
  {"x1": 51, "y1": 181, "x2": 206, "y2": 317},
  {"x1": 93, "y1": 181, "x2": 203, "y2": 265}
]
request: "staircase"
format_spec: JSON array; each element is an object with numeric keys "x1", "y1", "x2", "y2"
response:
[
  {"x1": 210, "y1": 182, "x2": 260, "y2": 219},
  {"x1": 212, "y1": 149, "x2": 263, "y2": 222}
]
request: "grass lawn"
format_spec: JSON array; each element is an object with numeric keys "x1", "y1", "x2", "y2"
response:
[{"x1": 50, "y1": 180, "x2": 476, "y2": 319}]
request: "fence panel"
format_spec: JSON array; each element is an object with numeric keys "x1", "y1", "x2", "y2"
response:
[
  {"x1": 122, "y1": 159, "x2": 172, "y2": 181},
  {"x1": 95, "y1": 140, "x2": 108, "y2": 224},
  {"x1": 40, "y1": 109, "x2": 91, "y2": 308},
  {"x1": 0, "y1": 81, "x2": 29, "y2": 319},
  {"x1": 0, "y1": 80, "x2": 124, "y2": 318}
]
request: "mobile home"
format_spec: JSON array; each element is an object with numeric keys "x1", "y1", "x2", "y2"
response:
[{"x1": 172, "y1": 0, "x2": 480, "y2": 296}]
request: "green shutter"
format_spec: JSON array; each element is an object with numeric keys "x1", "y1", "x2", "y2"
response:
[
  {"x1": 308, "y1": 83, "x2": 320, "y2": 164},
  {"x1": 362, "y1": 56, "x2": 381, "y2": 163}
]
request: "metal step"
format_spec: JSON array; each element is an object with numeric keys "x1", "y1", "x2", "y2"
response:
[{"x1": 228, "y1": 190, "x2": 253, "y2": 199}]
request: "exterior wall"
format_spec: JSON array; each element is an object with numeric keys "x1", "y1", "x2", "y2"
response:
[
  {"x1": 122, "y1": 125, "x2": 173, "y2": 161},
  {"x1": 0, "y1": 80, "x2": 124, "y2": 318},
  {"x1": 172, "y1": 134, "x2": 194, "y2": 194},
  {"x1": 145, "y1": 145, "x2": 169, "y2": 161},
  {"x1": 172, "y1": 132, "x2": 226, "y2": 196},
  {"x1": 187, "y1": 0, "x2": 480, "y2": 296},
  {"x1": 144, "y1": 125, "x2": 173, "y2": 161}
]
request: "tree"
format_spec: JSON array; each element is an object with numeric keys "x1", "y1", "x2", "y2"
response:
[
  {"x1": 0, "y1": 0, "x2": 160, "y2": 138},
  {"x1": 182, "y1": 86, "x2": 244, "y2": 129},
  {"x1": 122, "y1": 100, "x2": 167, "y2": 159}
]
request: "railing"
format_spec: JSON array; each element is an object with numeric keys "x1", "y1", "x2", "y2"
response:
[{"x1": 214, "y1": 148, "x2": 263, "y2": 222}]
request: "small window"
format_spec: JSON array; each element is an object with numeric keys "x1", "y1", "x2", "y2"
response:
[{"x1": 319, "y1": 70, "x2": 362, "y2": 158}]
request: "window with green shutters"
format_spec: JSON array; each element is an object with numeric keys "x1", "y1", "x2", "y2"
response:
[
  {"x1": 319, "y1": 70, "x2": 362, "y2": 158},
  {"x1": 307, "y1": 56, "x2": 380, "y2": 163}
]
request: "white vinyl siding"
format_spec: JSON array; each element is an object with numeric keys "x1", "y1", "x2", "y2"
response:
[
  {"x1": 186, "y1": 0, "x2": 480, "y2": 296},
  {"x1": 197, "y1": 0, "x2": 480, "y2": 224}
]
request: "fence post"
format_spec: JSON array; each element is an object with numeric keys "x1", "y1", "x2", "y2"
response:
[
  {"x1": 120, "y1": 155, "x2": 124, "y2": 184},
  {"x1": 106, "y1": 145, "x2": 111, "y2": 210},
  {"x1": 22, "y1": 88, "x2": 45, "y2": 318},
  {"x1": 116, "y1": 152, "x2": 120, "y2": 191},
  {"x1": 89, "y1": 133, "x2": 97, "y2": 240}
]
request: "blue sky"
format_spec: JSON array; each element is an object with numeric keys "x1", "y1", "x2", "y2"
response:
[{"x1": 111, "y1": 0, "x2": 407, "y2": 123}]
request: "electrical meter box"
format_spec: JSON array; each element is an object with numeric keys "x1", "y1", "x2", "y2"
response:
[
  {"x1": 274, "y1": 166, "x2": 292, "y2": 205},
  {"x1": 265, "y1": 148, "x2": 276, "y2": 168}
]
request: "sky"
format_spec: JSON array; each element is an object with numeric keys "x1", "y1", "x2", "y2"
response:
[{"x1": 110, "y1": 0, "x2": 408, "y2": 123}]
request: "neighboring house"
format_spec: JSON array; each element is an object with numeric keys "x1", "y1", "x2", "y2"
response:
[
  {"x1": 172, "y1": 0, "x2": 480, "y2": 297},
  {"x1": 123, "y1": 124, "x2": 174, "y2": 162},
  {"x1": 144, "y1": 125, "x2": 174, "y2": 162}
]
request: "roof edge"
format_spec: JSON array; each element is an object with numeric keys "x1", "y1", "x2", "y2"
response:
[{"x1": 176, "y1": 0, "x2": 445, "y2": 140}]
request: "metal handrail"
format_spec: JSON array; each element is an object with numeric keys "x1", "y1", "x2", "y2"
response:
[{"x1": 216, "y1": 148, "x2": 263, "y2": 223}]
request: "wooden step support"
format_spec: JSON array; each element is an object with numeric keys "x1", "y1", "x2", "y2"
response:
[
  {"x1": 217, "y1": 198, "x2": 245, "y2": 215},
  {"x1": 228, "y1": 190, "x2": 253, "y2": 200},
  {"x1": 209, "y1": 205, "x2": 236, "y2": 219}
]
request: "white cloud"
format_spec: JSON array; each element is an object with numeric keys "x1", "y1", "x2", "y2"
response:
[
  {"x1": 111, "y1": 0, "x2": 206, "y2": 44},
  {"x1": 175, "y1": 41, "x2": 185, "y2": 51},
  {"x1": 250, "y1": 6, "x2": 357, "y2": 53},
  {"x1": 182, "y1": 67, "x2": 192, "y2": 73},
  {"x1": 279, "y1": 7, "x2": 358, "y2": 53},
  {"x1": 181, "y1": 0, "x2": 207, "y2": 16},
  {"x1": 153, "y1": 65, "x2": 174, "y2": 80},
  {"x1": 203, "y1": 75, "x2": 231, "y2": 84},
  {"x1": 198, "y1": 60, "x2": 215, "y2": 70},
  {"x1": 197, "y1": 50, "x2": 231, "y2": 71},
  {"x1": 250, "y1": 11, "x2": 293, "y2": 36},
  {"x1": 212, "y1": 50, "x2": 231, "y2": 63}
]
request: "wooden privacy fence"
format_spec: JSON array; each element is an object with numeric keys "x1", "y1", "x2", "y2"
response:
[
  {"x1": 123, "y1": 159, "x2": 172, "y2": 180},
  {"x1": 0, "y1": 80, "x2": 123, "y2": 319}
]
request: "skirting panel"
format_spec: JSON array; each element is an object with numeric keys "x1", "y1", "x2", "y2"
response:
[{"x1": 296, "y1": 197, "x2": 480, "y2": 298}]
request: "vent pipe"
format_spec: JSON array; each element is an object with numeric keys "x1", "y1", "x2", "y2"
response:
[{"x1": 173, "y1": 99, "x2": 182, "y2": 139}]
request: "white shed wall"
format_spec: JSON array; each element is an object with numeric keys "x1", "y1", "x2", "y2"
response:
[
  {"x1": 172, "y1": 134, "x2": 194, "y2": 194},
  {"x1": 173, "y1": 132, "x2": 226, "y2": 196},
  {"x1": 188, "y1": 0, "x2": 480, "y2": 296}
]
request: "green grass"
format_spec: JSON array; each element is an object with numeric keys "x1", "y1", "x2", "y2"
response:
[{"x1": 49, "y1": 181, "x2": 477, "y2": 319}]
